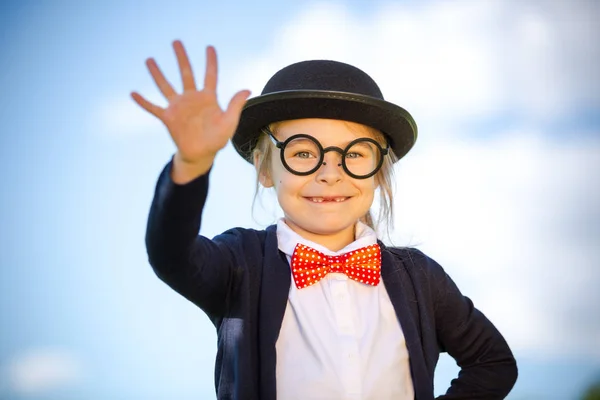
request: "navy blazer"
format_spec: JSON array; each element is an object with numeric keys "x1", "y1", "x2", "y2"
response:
[{"x1": 146, "y1": 161, "x2": 517, "y2": 400}]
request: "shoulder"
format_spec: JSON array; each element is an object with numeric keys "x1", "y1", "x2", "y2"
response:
[
  {"x1": 384, "y1": 245, "x2": 427, "y2": 261},
  {"x1": 383, "y1": 245, "x2": 472, "y2": 322},
  {"x1": 213, "y1": 225, "x2": 271, "y2": 241},
  {"x1": 211, "y1": 224, "x2": 277, "y2": 254},
  {"x1": 382, "y1": 245, "x2": 457, "y2": 306},
  {"x1": 383, "y1": 245, "x2": 446, "y2": 277}
]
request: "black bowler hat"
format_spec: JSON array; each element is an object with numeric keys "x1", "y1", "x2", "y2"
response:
[{"x1": 231, "y1": 60, "x2": 418, "y2": 163}]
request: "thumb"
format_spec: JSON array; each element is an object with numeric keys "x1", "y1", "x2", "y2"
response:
[{"x1": 223, "y1": 90, "x2": 252, "y2": 132}]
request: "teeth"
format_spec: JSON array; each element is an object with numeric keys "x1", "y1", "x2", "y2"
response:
[{"x1": 308, "y1": 197, "x2": 347, "y2": 203}]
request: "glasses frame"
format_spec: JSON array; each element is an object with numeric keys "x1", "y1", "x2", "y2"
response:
[{"x1": 262, "y1": 126, "x2": 389, "y2": 179}]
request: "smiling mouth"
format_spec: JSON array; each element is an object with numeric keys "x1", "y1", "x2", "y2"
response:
[{"x1": 305, "y1": 197, "x2": 350, "y2": 203}]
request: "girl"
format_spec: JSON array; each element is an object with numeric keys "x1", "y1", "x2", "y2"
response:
[{"x1": 132, "y1": 40, "x2": 517, "y2": 400}]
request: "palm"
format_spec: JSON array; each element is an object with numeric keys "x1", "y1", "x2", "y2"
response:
[
  {"x1": 162, "y1": 90, "x2": 232, "y2": 161},
  {"x1": 131, "y1": 41, "x2": 250, "y2": 164}
]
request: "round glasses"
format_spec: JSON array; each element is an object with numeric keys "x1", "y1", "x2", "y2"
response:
[{"x1": 263, "y1": 127, "x2": 389, "y2": 179}]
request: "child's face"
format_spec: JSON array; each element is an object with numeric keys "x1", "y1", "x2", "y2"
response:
[{"x1": 259, "y1": 118, "x2": 379, "y2": 242}]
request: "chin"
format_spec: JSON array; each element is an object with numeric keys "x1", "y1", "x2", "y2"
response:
[{"x1": 300, "y1": 220, "x2": 356, "y2": 236}]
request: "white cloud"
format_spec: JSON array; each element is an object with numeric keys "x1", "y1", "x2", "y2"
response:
[
  {"x1": 4, "y1": 348, "x2": 83, "y2": 395},
  {"x1": 230, "y1": 0, "x2": 599, "y2": 129},
  {"x1": 101, "y1": 1, "x2": 599, "y2": 139}
]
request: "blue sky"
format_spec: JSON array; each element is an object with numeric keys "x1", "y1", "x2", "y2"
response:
[{"x1": 0, "y1": 0, "x2": 599, "y2": 399}]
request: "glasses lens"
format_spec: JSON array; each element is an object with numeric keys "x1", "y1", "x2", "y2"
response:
[
  {"x1": 344, "y1": 139, "x2": 382, "y2": 177},
  {"x1": 283, "y1": 137, "x2": 321, "y2": 174}
]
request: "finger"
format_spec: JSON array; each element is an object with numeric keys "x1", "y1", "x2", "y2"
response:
[
  {"x1": 146, "y1": 58, "x2": 177, "y2": 100},
  {"x1": 173, "y1": 40, "x2": 197, "y2": 92},
  {"x1": 203, "y1": 46, "x2": 218, "y2": 92},
  {"x1": 222, "y1": 90, "x2": 251, "y2": 131},
  {"x1": 131, "y1": 92, "x2": 165, "y2": 120}
]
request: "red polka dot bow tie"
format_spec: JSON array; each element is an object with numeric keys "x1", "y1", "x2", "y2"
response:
[{"x1": 290, "y1": 243, "x2": 382, "y2": 289}]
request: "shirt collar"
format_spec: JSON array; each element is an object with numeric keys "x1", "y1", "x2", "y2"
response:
[{"x1": 276, "y1": 218, "x2": 378, "y2": 258}]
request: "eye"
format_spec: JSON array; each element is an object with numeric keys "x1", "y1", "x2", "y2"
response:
[
  {"x1": 345, "y1": 141, "x2": 378, "y2": 161},
  {"x1": 345, "y1": 152, "x2": 363, "y2": 159},
  {"x1": 294, "y1": 151, "x2": 316, "y2": 159},
  {"x1": 285, "y1": 137, "x2": 320, "y2": 160}
]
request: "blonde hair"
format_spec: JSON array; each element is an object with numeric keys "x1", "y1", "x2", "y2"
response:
[{"x1": 252, "y1": 121, "x2": 398, "y2": 234}]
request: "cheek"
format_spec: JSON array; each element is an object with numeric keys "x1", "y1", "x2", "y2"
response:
[
  {"x1": 358, "y1": 181, "x2": 377, "y2": 206},
  {"x1": 270, "y1": 168, "x2": 301, "y2": 195},
  {"x1": 359, "y1": 178, "x2": 377, "y2": 193},
  {"x1": 275, "y1": 177, "x2": 305, "y2": 195}
]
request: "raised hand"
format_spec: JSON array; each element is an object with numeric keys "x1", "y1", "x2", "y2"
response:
[{"x1": 131, "y1": 40, "x2": 251, "y2": 181}]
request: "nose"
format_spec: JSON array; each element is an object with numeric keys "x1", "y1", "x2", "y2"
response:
[{"x1": 315, "y1": 152, "x2": 343, "y2": 184}]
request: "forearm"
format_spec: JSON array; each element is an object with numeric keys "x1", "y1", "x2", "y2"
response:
[
  {"x1": 146, "y1": 158, "x2": 210, "y2": 271},
  {"x1": 430, "y1": 258, "x2": 518, "y2": 399},
  {"x1": 144, "y1": 158, "x2": 238, "y2": 321}
]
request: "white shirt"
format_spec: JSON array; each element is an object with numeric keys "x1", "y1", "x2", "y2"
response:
[{"x1": 275, "y1": 219, "x2": 414, "y2": 400}]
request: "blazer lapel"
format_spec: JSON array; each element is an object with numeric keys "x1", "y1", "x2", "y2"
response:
[
  {"x1": 380, "y1": 246, "x2": 433, "y2": 399},
  {"x1": 258, "y1": 225, "x2": 291, "y2": 400}
]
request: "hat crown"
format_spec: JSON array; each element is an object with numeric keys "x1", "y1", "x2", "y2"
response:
[{"x1": 261, "y1": 60, "x2": 384, "y2": 99}]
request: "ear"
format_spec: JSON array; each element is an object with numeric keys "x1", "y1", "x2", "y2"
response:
[
  {"x1": 259, "y1": 171, "x2": 274, "y2": 188},
  {"x1": 253, "y1": 152, "x2": 274, "y2": 188}
]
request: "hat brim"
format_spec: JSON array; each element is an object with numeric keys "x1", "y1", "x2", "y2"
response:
[{"x1": 232, "y1": 90, "x2": 417, "y2": 163}]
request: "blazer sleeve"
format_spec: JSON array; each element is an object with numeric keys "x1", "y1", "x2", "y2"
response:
[
  {"x1": 145, "y1": 159, "x2": 241, "y2": 323},
  {"x1": 426, "y1": 253, "x2": 518, "y2": 399}
]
